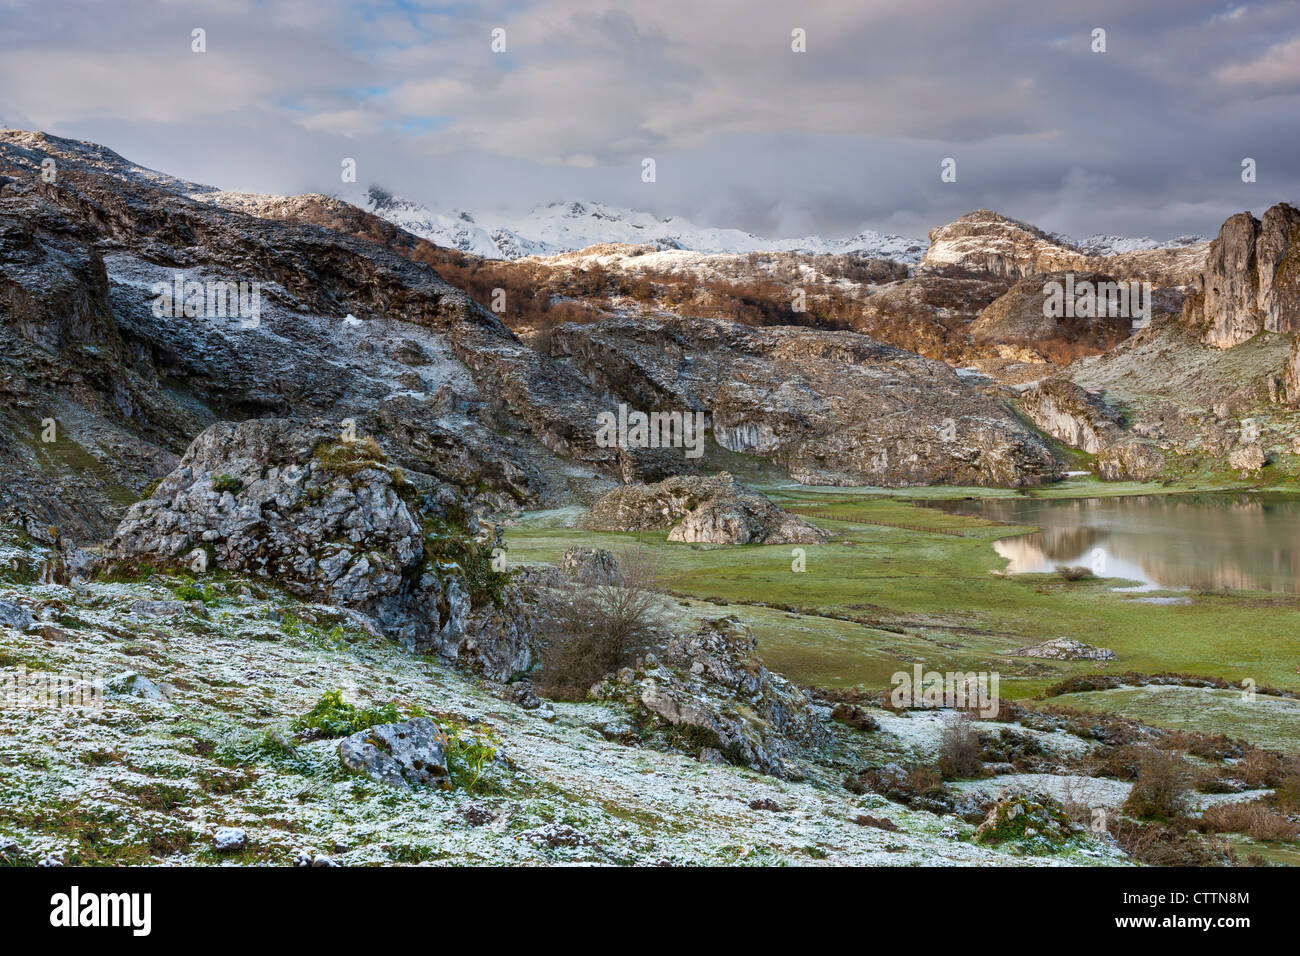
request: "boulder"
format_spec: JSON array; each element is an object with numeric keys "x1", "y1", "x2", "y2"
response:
[
  {"x1": 1095, "y1": 441, "x2": 1165, "y2": 482},
  {"x1": 106, "y1": 671, "x2": 169, "y2": 701},
  {"x1": 592, "y1": 616, "x2": 829, "y2": 778},
  {"x1": 581, "y1": 473, "x2": 827, "y2": 545},
  {"x1": 0, "y1": 599, "x2": 33, "y2": 632},
  {"x1": 561, "y1": 546, "x2": 619, "y2": 583},
  {"x1": 337, "y1": 717, "x2": 451, "y2": 790},
  {"x1": 1228, "y1": 442, "x2": 1266, "y2": 474},
  {"x1": 212, "y1": 827, "x2": 248, "y2": 853},
  {"x1": 107, "y1": 418, "x2": 532, "y2": 680}
]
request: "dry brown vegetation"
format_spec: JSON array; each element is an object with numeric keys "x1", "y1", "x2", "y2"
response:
[{"x1": 535, "y1": 546, "x2": 665, "y2": 701}]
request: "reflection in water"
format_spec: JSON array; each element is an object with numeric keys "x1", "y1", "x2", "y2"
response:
[{"x1": 923, "y1": 493, "x2": 1300, "y2": 593}]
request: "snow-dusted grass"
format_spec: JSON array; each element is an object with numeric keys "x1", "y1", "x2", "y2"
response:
[{"x1": 0, "y1": 562, "x2": 1126, "y2": 866}]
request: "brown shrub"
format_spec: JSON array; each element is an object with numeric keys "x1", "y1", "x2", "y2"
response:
[
  {"x1": 535, "y1": 546, "x2": 664, "y2": 701},
  {"x1": 1198, "y1": 801, "x2": 1300, "y2": 842},
  {"x1": 1232, "y1": 749, "x2": 1300, "y2": 790},
  {"x1": 937, "y1": 713, "x2": 984, "y2": 779},
  {"x1": 1271, "y1": 775, "x2": 1300, "y2": 810},
  {"x1": 1108, "y1": 817, "x2": 1233, "y2": 867},
  {"x1": 1123, "y1": 748, "x2": 1193, "y2": 820}
]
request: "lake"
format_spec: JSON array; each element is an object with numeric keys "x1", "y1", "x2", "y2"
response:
[{"x1": 921, "y1": 492, "x2": 1300, "y2": 593}]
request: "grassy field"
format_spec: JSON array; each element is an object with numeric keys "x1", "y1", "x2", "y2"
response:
[
  {"x1": 1046, "y1": 685, "x2": 1300, "y2": 752},
  {"x1": 505, "y1": 488, "x2": 1300, "y2": 703}
]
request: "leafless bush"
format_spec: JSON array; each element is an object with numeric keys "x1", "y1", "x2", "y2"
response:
[
  {"x1": 1123, "y1": 748, "x2": 1193, "y2": 820},
  {"x1": 1198, "y1": 801, "x2": 1299, "y2": 842},
  {"x1": 535, "y1": 545, "x2": 665, "y2": 701},
  {"x1": 937, "y1": 713, "x2": 983, "y2": 779}
]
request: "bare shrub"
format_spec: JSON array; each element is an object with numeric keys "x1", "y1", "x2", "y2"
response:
[
  {"x1": 1108, "y1": 817, "x2": 1232, "y2": 867},
  {"x1": 1271, "y1": 775, "x2": 1300, "y2": 810},
  {"x1": 1123, "y1": 748, "x2": 1193, "y2": 820},
  {"x1": 535, "y1": 545, "x2": 664, "y2": 701},
  {"x1": 1232, "y1": 749, "x2": 1300, "y2": 790},
  {"x1": 1055, "y1": 565, "x2": 1093, "y2": 581},
  {"x1": 1198, "y1": 801, "x2": 1300, "y2": 842},
  {"x1": 937, "y1": 713, "x2": 983, "y2": 779}
]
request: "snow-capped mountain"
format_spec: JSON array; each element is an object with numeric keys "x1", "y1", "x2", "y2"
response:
[
  {"x1": 1070, "y1": 233, "x2": 1209, "y2": 256},
  {"x1": 348, "y1": 187, "x2": 930, "y2": 263}
]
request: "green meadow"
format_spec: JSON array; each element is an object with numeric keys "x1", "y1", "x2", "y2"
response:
[{"x1": 505, "y1": 487, "x2": 1300, "y2": 703}]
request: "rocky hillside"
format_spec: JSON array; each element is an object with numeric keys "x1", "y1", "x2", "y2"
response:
[
  {"x1": 547, "y1": 314, "x2": 1058, "y2": 487},
  {"x1": 923, "y1": 209, "x2": 1208, "y2": 287},
  {"x1": 1034, "y1": 202, "x2": 1300, "y2": 482},
  {"x1": 1, "y1": 130, "x2": 1076, "y2": 541}
]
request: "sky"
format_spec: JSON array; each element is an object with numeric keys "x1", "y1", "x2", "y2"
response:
[{"x1": 2, "y1": 0, "x2": 1299, "y2": 241}]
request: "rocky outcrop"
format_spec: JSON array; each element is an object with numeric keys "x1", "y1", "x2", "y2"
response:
[
  {"x1": 1197, "y1": 203, "x2": 1300, "y2": 348},
  {"x1": 580, "y1": 473, "x2": 828, "y2": 545},
  {"x1": 970, "y1": 272, "x2": 1183, "y2": 350},
  {"x1": 1094, "y1": 441, "x2": 1165, "y2": 482},
  {"x1": 1019, "y1": 379, "x2": 1124, "y2": 454},
  {"x1": 1012, "y1": 638, "x2": 1115, "y2": 661},
  {"x1": 922, "y1": 209, "x2": 1206, "y2": 286},
  {"x1": 550, "y1": 315, "x2": 1060, "y2": 488},
  {"x1": 107, "y1": 418, "x2": 532, "y2": 679},
  {"x1": 0, "y1": 130, "x2": 656, "y2": 538},
  {"x1": 592, "y1": 616, "x2": 828, "y2": 778},
  {"x1": 338, "y1": 717, "x2": 452, "y2": 790},
  {"x1": 1228, "y1": 442, "x2": 1266, "y2": 475}
]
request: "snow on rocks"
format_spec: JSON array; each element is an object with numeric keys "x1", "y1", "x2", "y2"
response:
[{"x1": 213, "y1": 828, "x2": 248, "y2": 853}]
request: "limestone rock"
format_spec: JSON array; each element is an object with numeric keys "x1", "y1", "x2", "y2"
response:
[
  {"x1": 1013, "y1": 638, "x2": 1115, "y2": 661},
  {"x1": 549, "y1": 314, "x2": 1059, "y2": 488},
  {"x1": 581, "y1": 473, "x2": 826, "y2": 545},
  {"x1": 1198, "y1": 203, "x2": 1300, "y2": 348},
  {"x1": 338, "y1": 717, "x2": 451, "y2": 790},
  {"x1": 561, "y1": 546, "x2": 620, "y2": 582},
  {"x1": 971, "y1": 272, "x2": 1140, "y2": 346},
  {"x1": 1228, "y1": 442, "x2": 1266, "y2": 474},
  {"x1": 1019, "y1": 379, "x2": 1124, "y2": 454},
  {"x1": 922, "y1": 209, "x2": 1206, "y2": 286},
  {"x1": 0, "y1": 600, "x2": 33, "y2": 632},
  {"x1": 107, "y1": 418, "x2": 532, "y2": 680},
  {"x1": 107, "y1": 671, "x2": 169, "y2": 701},
  {"x1": 592, "y1": 616, "x2": 829, "y2": 779},
  {"x1": 1095, "y1": 442, "x2": 1165, "y2": 482}
]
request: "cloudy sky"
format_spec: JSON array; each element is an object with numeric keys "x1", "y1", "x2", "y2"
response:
[{"x1": 3, "y1": 0, "x2": 1298, "y2": 241}]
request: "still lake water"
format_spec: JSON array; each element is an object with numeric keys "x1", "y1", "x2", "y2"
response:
[{"x1": 922, "y1": 492, "x2": 1300, "y2": 593}]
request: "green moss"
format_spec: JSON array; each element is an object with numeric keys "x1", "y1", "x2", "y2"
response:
[
  {"x1": 290, "y1": 689, "x2": 402, "y2": 738},
  {"x1": 211, "y1": 473, "x2": 243, "y2": 495},
  {"x1": 421, "y1": 513, "x2": 510, "y2": 610},
  {"x1": 974, "y1": 794, "x2": 1072, "y2": 848},
  {"x1": 171, "y1": 578, "x2": 219, "y2": 606},
  {"x1": 312, "y1": 438, "x2": 389, "y2": 477}
]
